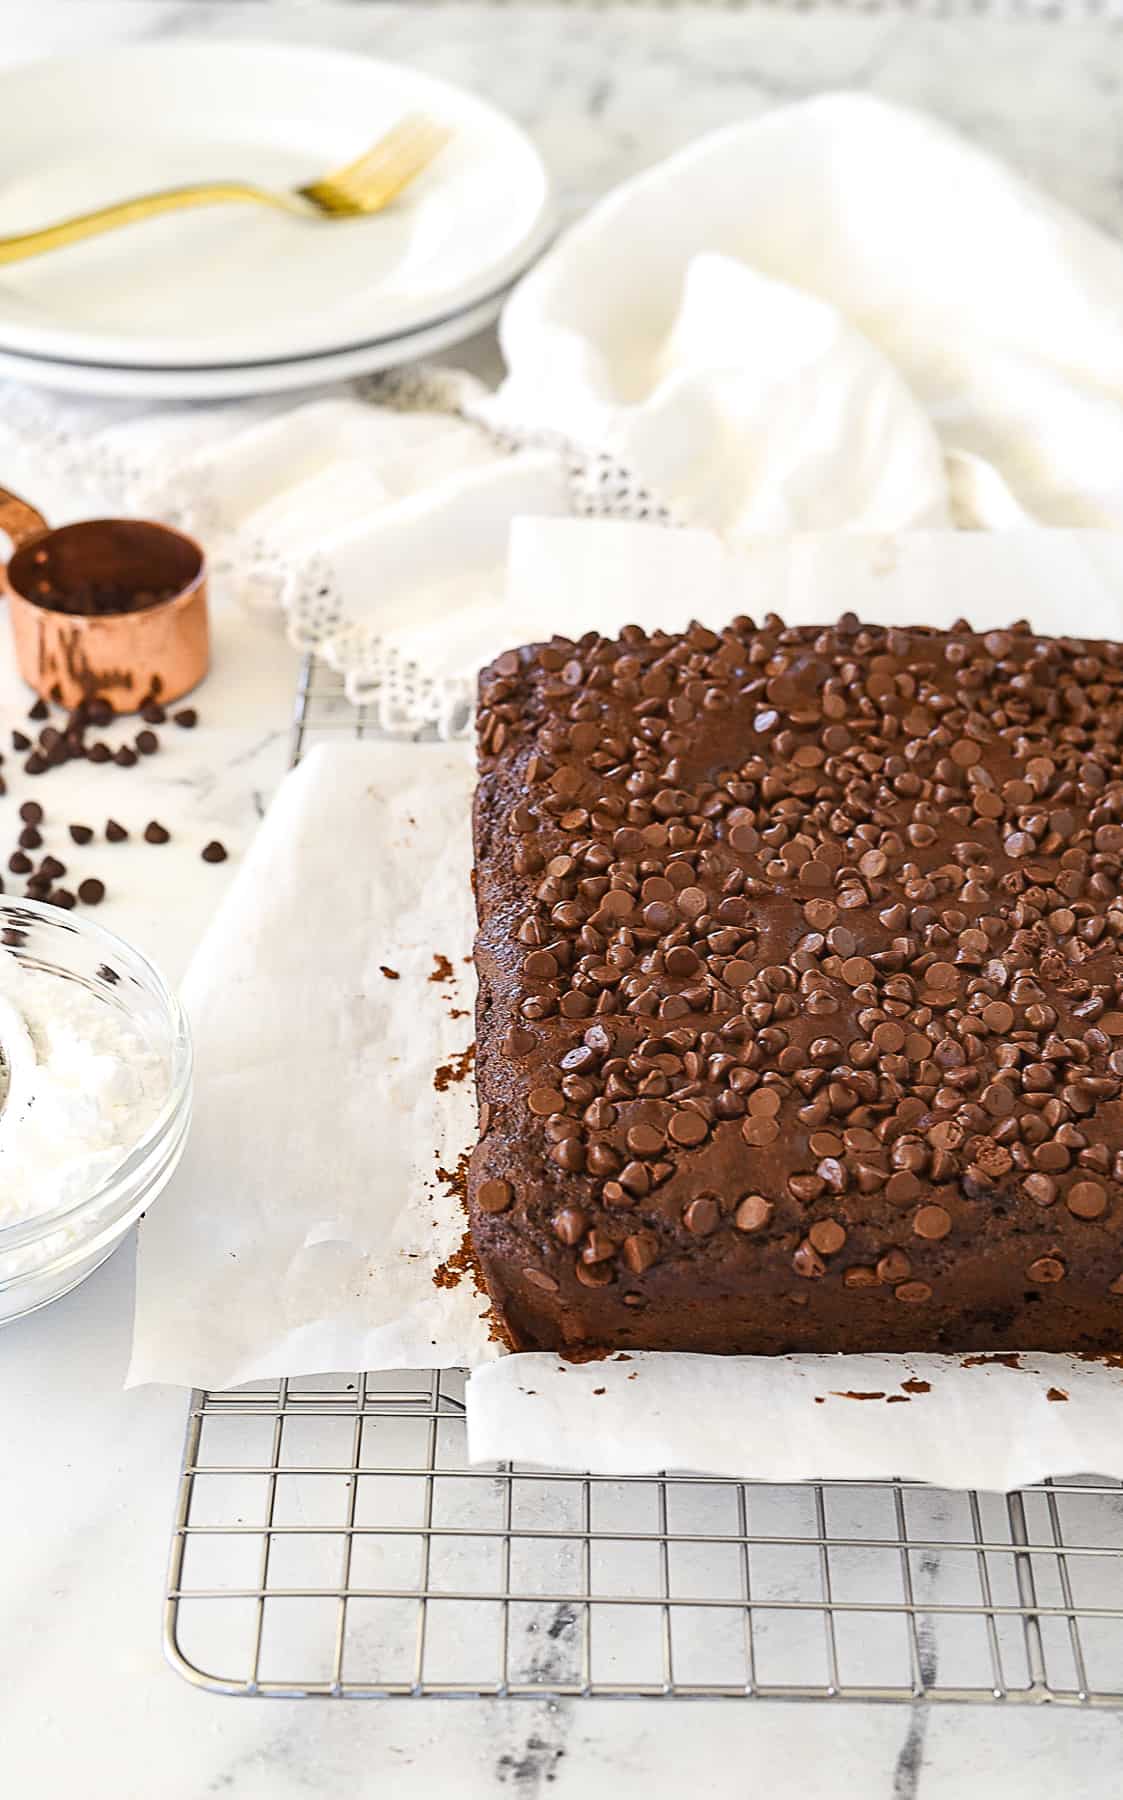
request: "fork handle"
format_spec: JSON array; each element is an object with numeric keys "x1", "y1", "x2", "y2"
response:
[{"x1": 0, "y1": 182, "x2": 303, "y2": 266}]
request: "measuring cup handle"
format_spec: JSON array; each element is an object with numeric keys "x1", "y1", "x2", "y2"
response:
[{"x1": 0, "y1": 485, "x2": 48, "y2": 555}]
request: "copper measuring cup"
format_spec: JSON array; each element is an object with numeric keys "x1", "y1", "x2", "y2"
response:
[{"x1": 0, "y1": 485, "x2": 209, "y2": 714}]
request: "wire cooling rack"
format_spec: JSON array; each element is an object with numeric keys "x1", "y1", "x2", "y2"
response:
[{"x1": 164, "y1": 660, "x2": 1123, "y2": 1704}]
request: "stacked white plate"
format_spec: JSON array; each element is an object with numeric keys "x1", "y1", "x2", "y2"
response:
[{"x1": 0, "y1": 42, "x2": 554, "y2": 398}]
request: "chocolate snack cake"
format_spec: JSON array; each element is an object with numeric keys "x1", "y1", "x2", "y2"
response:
[{"x1": 469, "y1": 614, "x2": 1123, "y2": 1355}]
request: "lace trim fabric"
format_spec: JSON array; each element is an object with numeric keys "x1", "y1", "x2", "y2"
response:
[
  {"x1": 0, "y1": 366, "x2": 678, "y2": 738},
  {"x1": 310, "y1": 370, "x2": 679, "y2": 732}
]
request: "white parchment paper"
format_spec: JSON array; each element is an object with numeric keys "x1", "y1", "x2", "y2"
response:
[{"x1": 132, "y1": 520, "x2": 1123, "y2": 1487}]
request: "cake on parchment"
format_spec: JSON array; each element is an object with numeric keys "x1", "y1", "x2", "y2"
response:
[{"x1": 469, "y1": 614, "x2": 1123, "y2": 1354}]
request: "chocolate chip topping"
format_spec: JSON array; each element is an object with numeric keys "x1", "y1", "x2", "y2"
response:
[{"x1": 468, "y1": 616, "x2": 1123, "y2": 1353}]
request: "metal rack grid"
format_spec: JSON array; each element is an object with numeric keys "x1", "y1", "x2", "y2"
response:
[{"x1": 164, "y1": 660, "x2": 1123, "y2": 1704}]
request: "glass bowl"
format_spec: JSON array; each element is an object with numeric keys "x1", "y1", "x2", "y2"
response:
[{"x1": 0, "y1": 899, "x2": 192, "y2": 1325}]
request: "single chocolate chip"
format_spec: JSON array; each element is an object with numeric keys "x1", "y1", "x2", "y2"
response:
[
  {"x1": 141, "y1": 702, "x2": 167, "y2": 725},
  {"x1": 18, "y1": 802, "x2": 43, "y2": 825},
  {"x1": 135, "y1": 730, "x2": 159, "y2": 755},
  {"x1": 105, "y1": 819, "x2": 128, "y2": 842},
  {"x1": 77, "y1": 878, "x2": 106, "y2": 906},
  {"x1": 49, "y1": 888, "x2": 76, "y2": 910},
  {"x1": 808, "y1": 1218, "x2": 847, "y2": 1255},
  {"x1": 24, "y1": 754, "x2": 47, "y2": 775},
  {"x1": 477, "y1": 1179, "x2": 513, "y2": 1214},
  {"x1": 114, "y1": 747, "x2": 138, "y2": 768},
  {"x1": 143, "y1": 821, "x2": 170, "y2": 845},
  {"x1": 69, "y1": 824, "x2": 93, "y2": 845},
  {"x1": 8, "y1": 851, "x2": 31, "y2": 874},
  {"x1": 1067, "y1": 1181, "x2": 1107, "y2": 1220},
  {"x1": 87, "y1": 743, "x2": 111, "y2": 764},
  {"x1": 201, "y1": 840, "x2": 228, "y2": 864},
  {"x1": 734, "y1": 1195, "x2": 773, "y2": 1233},
  {"x1": 11, "y1": 731, "x2": 30, "y2": 751},
  {"x1": 913, "y1": 1204, "x2": 952, "y2": 1240},
  {"x1": 28, "y1": 698, "x2": 48, "y2": 722},
  {"x1": 17, "y1": 826, "x2": 41, "y2": 850},
  {"x1": 173, "y1": 709, "x2": 198, "y2": 729}
]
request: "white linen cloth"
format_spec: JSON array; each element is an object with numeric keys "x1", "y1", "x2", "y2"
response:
[
  {"x1": 8, "y1": 92, "x2": 1123, "y2": 724},
  {"x1": 131, "y1": 518, "x2": 1123, "y2": 1487}
]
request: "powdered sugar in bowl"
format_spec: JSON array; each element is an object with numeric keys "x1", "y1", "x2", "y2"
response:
[{"x1": 0, "y1": 899, "x2": 191, "y2": 1323}]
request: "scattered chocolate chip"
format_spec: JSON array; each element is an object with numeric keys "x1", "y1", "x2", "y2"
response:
[
  {"x1": 141, "y1": 702, "x2": 167, "y2": 725},
  {"x1": 17, "y1": 826, "x2": 41, "y2": 850},
  {"x1": 7, "y1": 851, "x2": 31, "y2": 875},
  {"x1": 24, "y1": 753, "x2": 46, "y2": 775},
  {"x1": 173, "y1": 708, "x2": 198, "y2": 729},
  {"x1": 477, "y1": 1179, "x2": 513, "y2": 1214},
  {"x1": 76, "y1": 878, "x2": 105, "y2": 906},
  {"x1": 19, "y1": 802, "x2": 43, "y2": 826},
  {"x1": 87, "y1": 743, "x2": 111, "y2": 764},
  {"x1": 114, "y1": 746, "x2": 138, "y2": 768},
  {"x1": 11, "y1": 732, "x2": 29, "y2": 752},
  {"x1": 143, "y1": 821, "x2": 170, "y2": 845},
  {"x1": 135, "y1": 730, "x2": 159, "y2": 755},
  {"x1": 734, "y1": 1195, "x2": 773, "y2": 1233},
  {"x1": 68, "y1": 824, "x2": 93, "y2": 845},
  {"x1": 1067, "y1": 1181, "x2": 1108, "y2": 1220},
  {"x1": 105, "y1": 819, "x2": 128, "y2": 842},
  {"x1": 201, "y1": 841, "x2": 228, "y2": 864},
  {"x1": 49, "y1": 888, "x2": 76, "y2": 910},
  {"x1": 27, "y1": 698, "x2": 48, "y2": 721}
]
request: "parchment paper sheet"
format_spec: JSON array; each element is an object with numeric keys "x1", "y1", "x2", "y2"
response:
[{"x1": 132, "y1": 521, "x2": 1123, "y2": 1487}]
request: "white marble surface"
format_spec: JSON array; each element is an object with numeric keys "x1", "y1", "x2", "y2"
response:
[{"x1": 4, "y1": 6, "x2": 1123, "y2": 1796}]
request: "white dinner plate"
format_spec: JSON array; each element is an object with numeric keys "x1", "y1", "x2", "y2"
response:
[
  {"x1": 0, "y1": 285, "x2": 511, "y2": 400},
  {"x1": 0, "y1": 41, "x2": 553, "y2": 368}
]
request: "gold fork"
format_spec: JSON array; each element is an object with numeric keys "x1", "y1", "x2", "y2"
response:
[{"x1": 0, "y1": 115, "x2": 451, "y2": 266}]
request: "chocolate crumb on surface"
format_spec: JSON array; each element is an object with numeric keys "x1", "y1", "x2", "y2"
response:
[
  {"x1": 468, "y1": 615, "x2": 1123, "y2": 1356},
  {"x1": 380, "y1": 965, "x2": 401, "y2": 980},
  {"x1": 434, "y1": 1044, "x2": 476, "y2": 1093},
  {"x1": 429, "y1": 952, "x2": 455, "y2": 983}
]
